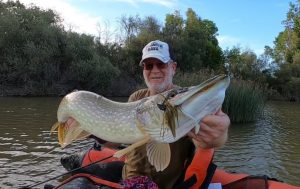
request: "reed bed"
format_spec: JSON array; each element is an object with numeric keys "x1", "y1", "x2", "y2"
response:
[{"x1": 223, "y1": 79, "x2": 265, "y2": 123}]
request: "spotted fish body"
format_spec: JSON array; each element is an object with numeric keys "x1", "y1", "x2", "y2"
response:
[
  {"x1": 52, "y1": 74, "x2": 230, "y2": 171},
  {"x1": 57, "y1": 93, "x2": 144, "y2": 144}
]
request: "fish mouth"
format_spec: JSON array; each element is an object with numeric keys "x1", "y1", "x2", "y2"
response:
[{"x1": 51, "y1": 118, "x2": 90, "y2": 148}]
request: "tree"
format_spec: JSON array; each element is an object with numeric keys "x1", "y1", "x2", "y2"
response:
[
  {"x1": 0, "y1": 1, "x2": 120, "y2": 95},
  {"x1": 172, "y1": 8, "x2": 223, "y2": 71},
  {"x1": 268, "y1": 0, "x2": 300, "y2": 101}
]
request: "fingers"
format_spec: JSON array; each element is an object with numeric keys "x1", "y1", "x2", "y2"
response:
[
  {"x1": 199, "y1": 122, "x2": 220, "y2": 139},
  {"x1": 188, "y1": 124, "x2": 217, "y2": 147},
  {"x1": 187, "y1": 109, "x2": 230, "y2": 149},
  {"x1": 187, "y1": 131, "x2": 208, "y2": 149},
  {"x1": 201, "y1": 111, "x2": 230, "y2": 131}
]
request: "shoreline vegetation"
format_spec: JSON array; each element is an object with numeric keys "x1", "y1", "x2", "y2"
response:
[{"x1": 1, "y1": 1, "x2": 299, "y2": 122}]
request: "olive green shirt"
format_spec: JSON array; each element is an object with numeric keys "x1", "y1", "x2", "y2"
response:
[{"x1": 122, "y1": 88, "x2": 195, "y2": 189}]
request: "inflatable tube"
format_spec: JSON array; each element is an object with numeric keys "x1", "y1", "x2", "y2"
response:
[{"x1": 212, "y1": 169, "x2": 300, "y2": 189}]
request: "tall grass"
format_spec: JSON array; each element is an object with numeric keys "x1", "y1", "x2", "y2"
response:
[{"x1": 223, "y1": 79, "x2": 265, "y2": 123}]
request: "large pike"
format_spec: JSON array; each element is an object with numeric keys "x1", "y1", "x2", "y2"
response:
[{"x1": 51, "y1": 74, "x2": 230, "y2": 171}]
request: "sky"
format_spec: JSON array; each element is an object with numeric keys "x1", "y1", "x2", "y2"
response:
[{"x1": 10, "y1": 0, "x2": 294, "y2": 55}]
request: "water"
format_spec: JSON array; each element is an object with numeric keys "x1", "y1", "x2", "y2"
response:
[
  {"x1": 0, "y1": 98, "x2": 299, "y2": 188},
  {"x1": 215, "y1": 101, "x2": 300, "y2": 185}
]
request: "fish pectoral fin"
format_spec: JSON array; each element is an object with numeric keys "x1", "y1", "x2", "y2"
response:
[
  {"x1": 146, "y1": 141, "x2": 171, "y2": 172},
  {"x1": 113, "y1": 136, "x2": 151, "y2": 158}
]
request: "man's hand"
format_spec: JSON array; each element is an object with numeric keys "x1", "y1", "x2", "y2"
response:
[{"x1": 187, "y1": 109, "x2": 230, "y2": 149}]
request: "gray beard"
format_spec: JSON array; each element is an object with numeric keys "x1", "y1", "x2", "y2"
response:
[
  {"x1": 145, "y1": 76, "x2": 173, "y2": 94},
  {"x1": 144, "y1": 69, "x2": 175, "y2": 94}
]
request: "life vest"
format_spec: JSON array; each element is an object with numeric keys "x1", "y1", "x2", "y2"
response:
[
  {"x1": 81, "y1": 147, "x2": 125, "y2": 167},
  {"x1": 179, "y1": 148, "x2": 216, "y2": 189}
]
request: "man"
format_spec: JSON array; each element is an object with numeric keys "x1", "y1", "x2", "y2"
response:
[{"x1": 122, "y1": 40, "x2": 230, "y2": 189}]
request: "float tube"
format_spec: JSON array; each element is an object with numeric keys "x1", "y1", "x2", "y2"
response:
[{"x1": 48, "y1": 143, "x2": 300, "y2": 189}]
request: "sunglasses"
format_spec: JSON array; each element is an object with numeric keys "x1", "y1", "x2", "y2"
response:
[{"x1": 143, "y1": 62, "x2": 169, "y2": 70}]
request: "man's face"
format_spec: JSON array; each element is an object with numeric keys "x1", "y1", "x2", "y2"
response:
[{"x1": 142, "y1": 58, "x2": 177, "y2": 94}]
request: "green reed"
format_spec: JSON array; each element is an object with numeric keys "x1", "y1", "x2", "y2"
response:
[{"x1": 223, "y1": 79, "x2": 265, "y2": 123}]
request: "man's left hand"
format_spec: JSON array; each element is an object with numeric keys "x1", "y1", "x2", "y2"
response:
[{"x1": 187, "y1": 109, "x2": 230, "y2": 149}]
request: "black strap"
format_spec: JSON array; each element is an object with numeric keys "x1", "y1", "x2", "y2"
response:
[
  {"x1": 200, "y1": 163, "x2": 217, "y2": 189},
  {"x1": 173, "y1": 174, "x2": 197, "y2": 189}
]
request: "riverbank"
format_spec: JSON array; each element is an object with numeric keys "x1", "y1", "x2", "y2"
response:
[
  {"x1": 0, "y1": 74, "x2": 141, "y2": 97},
  {"x1": 0, "y1": 75, "x2": 289, "y2": 102}
]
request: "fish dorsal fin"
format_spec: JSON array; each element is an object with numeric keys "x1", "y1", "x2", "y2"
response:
[
  {"x1": 146, "y1": 141, "x2": 171, "y2": 172},
  {"x1": 113, "y1": 136, "x2": 151, "y2": 158}
]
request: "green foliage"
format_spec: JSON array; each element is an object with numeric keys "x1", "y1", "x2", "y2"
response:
[
  {"x1": 64, "y1": 33, "x2": 120, "y2": 91},
  {"x1": 0, "y1": 1, "x2": 119, "y2": 95},
  {"x1": 163, "y1": 10, "x2": 184, "y2": 41},
  {"x1": 0, "y1": 1, "x2": 65, "y2": 93},
  {"x1": 119, "y1": 9, "x2": 223, "y2": 74},
  {"x1": 223, "y1": 79, "x2": 265, "y2": 123},
  {"x1": 273, "y1": 63, "x2": 300, "y2": 101},
  {"x1": 224, "y1": 47, "x2": 267, "y2": 84},
  {"x1": 178, "y1": 9, "x2": 223, "y2": 71},
  {"x1": 263, "y1": 1, "x2": 300, "y2": 101}
]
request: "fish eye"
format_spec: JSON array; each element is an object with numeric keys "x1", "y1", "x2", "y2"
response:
[
  {"x1": 157, "y1": 103, "x2": 166, "y2": 111},
  {"x1": 168, "y1": 91, "x2": 177, "y2": 98}
]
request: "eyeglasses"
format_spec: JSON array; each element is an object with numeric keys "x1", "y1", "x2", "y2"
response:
[{"x1": 143, "y1": 62, "x2": 169, "y2": 70}]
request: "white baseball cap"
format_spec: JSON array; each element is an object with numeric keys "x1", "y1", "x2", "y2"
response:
[{"x1": 139, "y1": 40, "x2": 172, "y2": 66}]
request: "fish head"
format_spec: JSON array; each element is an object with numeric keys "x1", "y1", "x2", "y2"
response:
[
  {"x1": 51, "y1": 91, "x2": 98, "y2": 148},
  {"x1": 136, "y1": 74, "x2": 230, "y2": 143}
]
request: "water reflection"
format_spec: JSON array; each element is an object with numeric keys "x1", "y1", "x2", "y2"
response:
[{"x1": 0, "y1": 98, "x2": 299, "y2": 187}]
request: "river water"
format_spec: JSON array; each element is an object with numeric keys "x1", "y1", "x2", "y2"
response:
[{"x1": 0, "y1": 97, "x2": 299, "y2": 188}]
